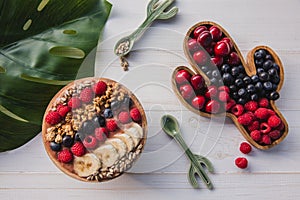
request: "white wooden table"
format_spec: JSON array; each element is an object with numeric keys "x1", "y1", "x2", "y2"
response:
[{"x1": 1, "y1": 0, "x2": 300, "y2": 199}]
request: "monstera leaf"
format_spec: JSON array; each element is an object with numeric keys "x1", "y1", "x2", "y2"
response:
[{"x1": 0, "y1": 0, "x2": 112, "y2": 152}]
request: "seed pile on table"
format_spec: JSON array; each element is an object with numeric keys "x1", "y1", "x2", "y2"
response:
[
  {"x1": 44, "y1": 79, "x2": 145, "y2": 181},
  {"x1": 174, "y1": 24, "x2": 285, "y2": 146}
]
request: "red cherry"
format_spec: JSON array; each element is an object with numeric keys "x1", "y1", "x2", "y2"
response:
[
  {"x1": 205, "y1": 100, "x2": 221, "y2": 114},
  {"x1": 227, "y1": 52, "x2": 240, "y2": 66},
  {"x1": 214, "y1": 41, "x2": 231, "y2": 57},
  {"x1": 209, "y1": 26, "x2": 222, "y2": 41},
  {"x1": 218, "y1": 86, "x2": 230, "y2": 93},
  {"x1": 197, "y1": 31, "x2": 213, "y2": 47},
  {"x1": 193, "y1": 26, "x2": 207, "y2": 38},
  {"x1": 205, "y1": 46, "x2": 214, "y2": 55},
  {"x1": 218, "y1": 91, "x2": 230, "y2": 102},
  {"x1": 175, "y1": 70, "x2": 191, "y2": 84},
  {"x1": 211, "y1": 56, "x2": 223, "y2": 67},
  {"x1": 220, "y1": 37, "x2": 233, "y2": 49},
  {"x1": 180, "y1": 84, "x2": 194, "y2": 100},
  {"x1": 187, "y1": 39, "x2": 200, "y2": 53},
  {"x1": 190, "y1": 75, "x2": 205, "y2": 90},
  {"x1": 192, "y1": 96, "x2": 206, "y2": 109},
  {"x1": 193, "y1": 50, "x2": 209, "y2": 66},
  {"x1": 205, "y1": 85, "x2": 218, "y2": 98}
]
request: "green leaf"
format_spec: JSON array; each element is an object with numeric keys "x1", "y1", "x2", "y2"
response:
[{"x1": 0, "y1": 0, "x2": 112, "y2": 152}]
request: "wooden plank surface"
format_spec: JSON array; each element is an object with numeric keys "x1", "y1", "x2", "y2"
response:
[{"x1": 1, "y1": 0, "x2": 300, "y2": 199}]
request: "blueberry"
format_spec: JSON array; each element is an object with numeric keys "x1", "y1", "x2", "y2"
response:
[
  {"x1": 218, "y1": 79, "x2": 224, "y2": 86},
  {"x1": 251, "y1": 75, "x2": 259, "y2": 83},
  {"x1": 212, "y1": 70, "x2": 220, "y2": 78},
  {"x1": 272, "y1": 63, "x2": 280, "y2": 72},
  {"x1": 104, "y1": 108, "x2": 113, "y2": 118},
  {"x1": 263, "y1": 60, "x2": 273, "y2": 71},
  {"x1": 210, "y1": 77, "x2": 218, "y2": 85},
  {"x1": 221, "y1": 64, "x2": 231, "y2": 73},
  {"x1": 231, "y1": 67, "x2": 240, "y2": 77},
  {"x1": 50, "y1": 142, "x2": 61, "y2": 152},
  {"x1": 271, "y1": 75, "x2": 280, "y2": 84},
  {"x1": 257, "y1": 68, "x2": 264, "y2": 74},
  {"x1": 80, "y1": 120, "x2": 96, "y2": 134},
  {"x1": 268, "y1": 68, "x2": 278, "y2": 77},
  {"x1": 246, "y1": 84, "x2": 256, "y2": 94},
  {"x1": 62, "y1": 135, "x2": 74, "y2": 147},
  {"x1": 235, "y1": 78, "x2": 244, "y2": 88},
  {"x1": 250, "y1": 94, "x2": 258, "y2": 101},
  {"x1": 206, "y1": 70, "x2": 212, "y2": 77},
  {"x1": 74, "y1": 132, "x2": 84, "y2": 142},
  {"x1": 201, "y1": 66, "x2": 209, "y2": 73},
  {"x1": 232, "y1": 92, "x2": 239, "y2": 100},
  {"x1": 259, "y1": 72, "x2": 270, "y2": 82},
  {"x1": 243, "y1": 76, "x2": 252, "y2": 85},
  {"x1": 93, "y1": 115, "x2": 106, "y2": 127},
  {"x1": 237, "y1": 98, "x2": 247, "y2": 105},
  {"x1": 238, "y1": 65, "x2": 245, "y2": 73},
  {"x1": 255, "y1": 82, "x2": 263, "y2": 91},
  {"x1": 259, "y1": 90, "x2": 266, "y2": 97},
  {"x1": 272, "y1": 84, "x2": 278, "y2": 90},
  {"x1": 258, "y1": 49, "x2": 267, "y2": 58},
  {"x1": 265, "y1": 54, "x2": 273, "y2": 61},
  {"x1": 237, "y1": 73, "x2": 246, "y2": 79},
  {"x1": 229, "y1": 85, "x2": 237, "y2": 92},
  {"x1": 270, "y1": 91, "x2": 280, "y2": 101},
  {"x1": 255, "y1": 59, "x2": 264, "y2": 67},
  {"x1": 223, "y1": 73, "x2": 234, "y2": 85},
  {"x1": 238, "y1": 88, "x2": 247, "y2": 97},
  {"x1": 254, "y1": 51, "x2": 263, "y2": 59},
  {"x1": 263, "y1": 81, "x2": 273, "y2": 91}
]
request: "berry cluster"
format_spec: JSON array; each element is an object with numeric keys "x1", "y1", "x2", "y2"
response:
[
  {"x1": 174, "y1": 23, "x2": 287, "y2": 147},
  {"x1": 45, "y1": 80, "x2": 142, "y2": 164}
]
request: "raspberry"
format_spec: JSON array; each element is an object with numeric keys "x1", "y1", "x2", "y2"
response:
[
  {"x1": 130, "y1": 107, "x2": 141, "y2": 122},
  {"x1": 235, "y1": 157, "x2": 248, "y2": 169},
  {"x1": 80, "y1": 87, "x2": 94, "y2": 103},
  {"x1": 93, "y1": 81, "x2": 107, "y2": 95},
  {"x1": 57, "y1": 149, "x2": 73, "y2": 163},
  {"x1": 71, "y1": 142, "x2": 86, "y2": 157},
  {"x1": 106, "y1": 119, "x2": 118, "y2": 132},
  {"x1": 244, "y1": 101, "x2": 258, "y2": 112},
  {"x1": 258, "y1": 98, "x2": 269, "y2": 108},
  {"x1": 83, "y1": 135, "x2": 98, "y2": 149},
  {"x1": 237, "y1": 112, "x2": 255, "y2": 126},
  {"x1": 225, "y1": 99, "x2": 236, "y2": 111},
  {"x1": 250, "y1": 130, "x2": 261, "y2": 142},
  {"x1": 45, "y1": 111, "x2": 62, "y2": 125},
  {"x1": 239, "y1": 142, "x2": 252, "y2": 154},
  {"x1": 276, "y1": 122, "x2": 285, "y2": 131},
  {"x1": 95, "y1": 127, "x2": 108, "y2": 142},
  {"x1": 254, "y1": 108, "x2": 269, "y2": 120},
  {"x1": 262, "y1": 135, "x2": 271, "y2": 145},
  {"x1": 218, "y1": 86, "x2": 230, "y2": 93},
  {"x1": 231, "y1": 104, "x2": 244, "y2": 116},
  {"x1": 57, "y1": 105, "x2": 71, "y2": 117},
  {"x1": 269, "y1": 130, "x2": 281, "y2": 140},
  {"x1": 247, "y1": 120, "x2": 259, "y2": 132},
  {"x1": 218, "y1": 91, "x2": 230, "y2": 102},
  {"x1": 268, "y1": 109, "x2": 276, "y2": 116},
  {"x1": 268, "y1": 115, "x2": 281, "y2": 128},
  {"x1": 118, "y1": 111, "x2": 131, "y2": 124},
  {"x1": 260, "y1": 122, "x2": 271, "y2": 134},
  {"x1": 68, "y1": 97, "x2": 81, "y2": 109}
]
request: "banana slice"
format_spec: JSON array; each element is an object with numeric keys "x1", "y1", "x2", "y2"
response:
[
  {"x1": 105, "y1": 138, "x2": 127, "y2": 158},
  {"x1": 114, "y1": 133, "x2": 134, "y2": 152},
  {"x1": 94, "y1": 144, "x2": 120, "y2": 168},
  {"x1": 123, "y1": 123, "x2": 143, "y2": 147},
  {"x1": 73, "y1": 153, "x2": 101, "y2": 177}
]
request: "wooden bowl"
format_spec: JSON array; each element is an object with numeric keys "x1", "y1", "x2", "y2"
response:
[
  {"x1": 42, "y1": 77, "x2": 147, "y2": 182},
  {"x1": 172, "y1": 21, "x2": 288, "y2": 150}
]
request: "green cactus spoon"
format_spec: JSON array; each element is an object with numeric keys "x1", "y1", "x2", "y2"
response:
[{"x1": 161, "y1": 115, "x2": 214, "y2": 189}]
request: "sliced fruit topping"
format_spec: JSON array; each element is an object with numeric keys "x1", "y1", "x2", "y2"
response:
[
  {"x1": 105, "y1": 138, "x2": 127, "y2": 158},
  {"x1": 94, "y1": 144, "x2": 120, "y2": 168},
  {"x1": 114, "y1": 133, "x2": 134, "y2": 152},
  {"x1": 73, "y1": 153, "x2": 101, "y2": 177}
]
